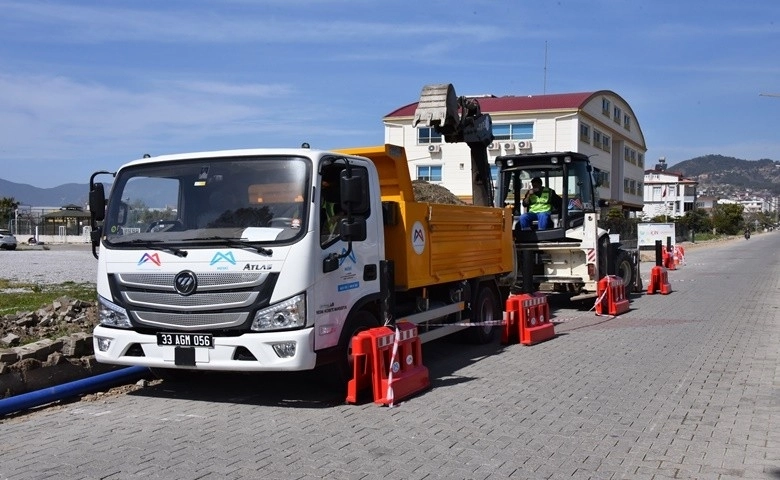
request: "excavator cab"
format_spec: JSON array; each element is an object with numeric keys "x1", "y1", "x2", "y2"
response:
[{"x1": 495, "y1": 152, "x2": 598, "y2": 242}]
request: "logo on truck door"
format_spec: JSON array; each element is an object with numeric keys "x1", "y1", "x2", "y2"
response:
[{"x1": 411, "y1": 221, "x2": 426, "y2": 255}]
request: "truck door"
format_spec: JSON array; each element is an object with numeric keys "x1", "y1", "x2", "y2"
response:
[{"x1": 312, "y1": 161, "x2": 381, "y2": 352}]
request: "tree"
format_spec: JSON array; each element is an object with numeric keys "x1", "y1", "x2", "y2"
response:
[
  {"x1": 0, "y1": 197, "x2": 20, "y2": 230},
  {"x1": 679, "y1": 208, "x2": 712, "y2": 233},
  {"x1": 601, "y1": 207, "x2": 627, "y2": 234},
  {"x1": 711, "y1": 203, "x2": 744, "y2": 235}
]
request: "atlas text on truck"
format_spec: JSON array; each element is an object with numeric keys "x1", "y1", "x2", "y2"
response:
[{"x1": 87, "y1": 142, "x2": 513, "y2": 381}]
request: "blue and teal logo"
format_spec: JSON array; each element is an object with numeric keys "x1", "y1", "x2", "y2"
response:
[{"x1": 210, "y1": 251, "x2": 236, "y2": 266}]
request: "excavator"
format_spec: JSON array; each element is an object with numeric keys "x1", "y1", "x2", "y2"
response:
[{"x1": 412, "y1": 83, "x2": 641, "y2": 301}]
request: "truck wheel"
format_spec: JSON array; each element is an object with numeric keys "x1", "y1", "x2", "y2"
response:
[
  {"x1": 615, "y1": 250, "x2": 636, "y2": 292},
  {"x1": 327, "y1": 310, "x2": 379, "y2": 389},
  {"x1": 465, "y1": 283, "x2": 500, "y2": 344}
]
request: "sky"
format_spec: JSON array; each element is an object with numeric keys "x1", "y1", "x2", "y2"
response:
[{"x1": 0, "y1": 0, "x2": 778, "y2": 188}]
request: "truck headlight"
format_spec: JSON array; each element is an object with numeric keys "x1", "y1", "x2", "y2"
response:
[
  {"x1": 98, "y1": 296, "x2": 132, "y2": 328},
  {"x1": 251, "y1": 294, "x2": 306, "y2": 331}
]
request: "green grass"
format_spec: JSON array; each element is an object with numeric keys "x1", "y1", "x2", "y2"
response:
[
  {"x1": 688, "y1": 232, "x2": 723, "y2": 242},
  {"x1": 0, "y1": 279, "x2": 96, "y2": 316}
]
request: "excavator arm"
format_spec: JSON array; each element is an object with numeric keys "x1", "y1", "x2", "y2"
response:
[{"x1": 412, "y1": 84, "x2": 495, "y2": 206}]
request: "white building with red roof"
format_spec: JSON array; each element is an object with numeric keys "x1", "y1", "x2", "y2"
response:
[{"x1": 383, "y1": 90, "x2": 647, "y2": 214}]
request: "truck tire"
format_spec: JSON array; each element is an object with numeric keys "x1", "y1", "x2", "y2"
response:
[
  {"x1": 615, "y1": 250, "x2": 637, "y2": 292},
  {"x1": 465, "y1": 283, "x2": 500, "y2": 344},
  {"x1": 326, "y1": 310, "x2": 379, "y2": 390}
]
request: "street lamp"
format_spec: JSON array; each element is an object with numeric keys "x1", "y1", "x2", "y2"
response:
[{"x1": 691, "y1": 184, "x2": 697, "y2": 243}]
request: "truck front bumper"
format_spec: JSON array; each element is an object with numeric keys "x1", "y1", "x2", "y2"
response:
[{"x1": 92, "y1": 326, "x2": 317, "y2": 371}]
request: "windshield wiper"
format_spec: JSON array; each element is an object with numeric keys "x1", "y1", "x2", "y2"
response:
[
  {"x1": 114, "y1": 239, "x2": 188, "y2": 258},
  {"x1": 185, "y1": 236, "x2": 273, "y2": 257}
]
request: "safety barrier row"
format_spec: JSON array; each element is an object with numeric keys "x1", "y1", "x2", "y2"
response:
[
  {"x1": 661, "y1": 244, "x2": 686, "y2": 270},
  {"x1": 346, "y1": 322, "x2": 429, "y2": 406},
  {"x1": 501, "y1": 293, "x2": 555, "y2": 346},
  {"x1": 595, "y1": 275, "x2": 630, "y2": 316}
]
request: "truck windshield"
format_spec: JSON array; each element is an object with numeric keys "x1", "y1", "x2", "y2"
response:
[{"x1": 103, "y1": 155, "x2": 310, "y2": 247}]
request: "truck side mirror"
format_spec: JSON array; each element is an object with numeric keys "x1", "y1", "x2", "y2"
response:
[
  {"x1": 89, "y1": 183, "x2": 106, "y2": 222},
  {"x1": 339, "y1": 217, "x2": 367, "y2": 242},
  {"x1": 340, "y1": 169, "x2": 370, "y2": 215}
]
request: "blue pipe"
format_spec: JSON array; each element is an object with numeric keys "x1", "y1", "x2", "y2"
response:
[{"x1": 0, "y1": 366, "x2": 150, "y2": 416}]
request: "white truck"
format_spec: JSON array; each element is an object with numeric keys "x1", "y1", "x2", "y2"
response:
[{"x1": 87, "y1": 139, "x2": 514, "y2": 383}]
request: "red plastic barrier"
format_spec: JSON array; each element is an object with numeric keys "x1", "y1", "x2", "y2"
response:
[
  {"x1": 502, "y1": 293, "x2": 555, "y2": 346},
  {"x1": 674, "y1": 245, "x2": 685, "y2": 267},
  {"x1": 595, "y1": 275, "x2": 630, "y2": 316},
  {"x1": 647, "y1": 265, "x2": 672, "y2": 295},
  {"x1": 345, "y1": 322, "x2": 429, "y2": 406},
  {"x1": 662, "y1": 247, "x2": 676, "y2": 270}
]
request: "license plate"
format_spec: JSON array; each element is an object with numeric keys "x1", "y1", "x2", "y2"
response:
[{"x1": 157, "y1": 332, "x2": 214, "y2": 348}]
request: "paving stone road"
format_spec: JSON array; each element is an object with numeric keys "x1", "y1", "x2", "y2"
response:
[{"x1": 1, "y1": 233, "x2": 778, "y2": 479}]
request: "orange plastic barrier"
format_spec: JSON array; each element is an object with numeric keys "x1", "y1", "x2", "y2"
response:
[
  {"x1": 595, "y1": 275, "x2": 630, "y2": 316},
  {"x1": 502, "y1": 293, "x2": 555, "y2": 346},
  {"x1": 346, "y1": 322, "x2": 429, "y2": 406},
  {"x1": 647, "y1": 265, "x2": 672, "y2": 295},
  {"x1": 662, "y1": 247, "x2": 676, "y2": 270},
  {"x1": 674, "y1": 245, "x2": 685, "y2": 267}
]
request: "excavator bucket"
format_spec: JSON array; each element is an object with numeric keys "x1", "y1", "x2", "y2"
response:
[{"x1": 412, "y1": 84, "x2": 459, "y2": 135}]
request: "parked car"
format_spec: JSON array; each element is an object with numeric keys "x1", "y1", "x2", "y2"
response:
[{"x1": 0, "y1": 229, "x2": 18, "y2": 250}]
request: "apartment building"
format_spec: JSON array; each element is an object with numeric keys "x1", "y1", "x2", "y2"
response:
[{"x1": 383, "y1": 90, "x2": 647, "y2": 214}]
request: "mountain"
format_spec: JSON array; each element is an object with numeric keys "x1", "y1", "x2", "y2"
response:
[
  {"x1": 0, "y1": 178, "x2": 91, "y2": 207},
  {"x1": 3, "y1": 153, "x2": 779, "y2": 206},
  {"x1": 667, "y1": 154, "x2": 780, "y2": 197}
]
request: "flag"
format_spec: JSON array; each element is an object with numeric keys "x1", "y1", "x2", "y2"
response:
[
  {"x1": 568, "y1": 198, "x2": 583, "y2": 210},
  {"x1": 662, "y1": 186, "x2": 667, "y2": 198}
]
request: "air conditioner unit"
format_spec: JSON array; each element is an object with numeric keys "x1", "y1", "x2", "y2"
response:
[
  {"x1": 488, "y1": 142, "x2": 500, "y2": 150},
  {"x1": 428, "y1": 144, "x2": 441, "y2": 153},
  {"x1": 517, "y1": 140, "x2": 532, "y2": 150},
  {"x1": 502, "y1": 142, "x2": 515, "y2": 150}
]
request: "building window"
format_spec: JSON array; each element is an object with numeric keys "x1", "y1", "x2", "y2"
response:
[
  {"x1": 417, "y1": 165, "x2": 442, "y2": 182},
  {"x1": 624, "y1": 178, "x2": 630, "y2": 193},
  {"x1": 624, "y1": 147, "x2": 637, "y2": 164},
  {"x1": 613, "y1": 106, "x2": 622, "y2": 123},
  {"x1": 637, "y1": 153, "x2": 644, "y2": 168},
  {"x1": 602, "y1": 98, "x2": 610, "y2": 115},
  {"x1": 593, "y1": 130, "x2": 602, "y2": 148},
  {"x1": 601, "y1": 170, "x2": 611, "y2": 188},
  {"x1": 623, "y1": 114, "x2": 631, "y2": 130},
  {"x1": 653, "y1": 186, "x2": 662, "y2": 199},
  {"x1": 637, "y1": 181, "x2": 643, "y2": 193},
  {"x1": 624, "y1": 146, "x2": 630, "y2": 162},
  {"x1": 580, "y1": 123, "x2": 590, "y2": 143},
  {"x1": 602, "y1": 135, "x2": 611, "y2": 153},
  {"x1": 417, "y1": 127, "x2": 442, "y2": 144},
  {"x1": 629, "y1": 179, "x2": 636, "y2": 195},
  {"x1": 492, "y1": 122, "x2": 533, "y2": 140}
]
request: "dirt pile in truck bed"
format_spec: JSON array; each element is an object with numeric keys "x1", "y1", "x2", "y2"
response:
[{"x1": 412, "y1": 180, "x2": 466, "y2": 205}]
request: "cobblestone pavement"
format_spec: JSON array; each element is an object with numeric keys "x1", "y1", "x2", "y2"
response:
[{"x1": 1, "y1": 233, "x2": 778, "y2": 479}]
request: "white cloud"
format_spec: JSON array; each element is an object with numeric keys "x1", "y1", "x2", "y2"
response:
[{"x1": 0, "y1": 1, "x2": 507, "y2": 45}]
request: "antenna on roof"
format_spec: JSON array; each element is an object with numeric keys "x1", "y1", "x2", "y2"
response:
[{"x1": 543, "y1": 41, "x2": 548, "y2": 95}]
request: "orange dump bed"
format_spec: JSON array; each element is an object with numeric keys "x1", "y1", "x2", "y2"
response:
[{"x1": 336, "y1": 145, "x2": 514, "y2": 290}]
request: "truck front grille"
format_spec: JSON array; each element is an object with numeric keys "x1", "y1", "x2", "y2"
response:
[{"x1": 112, "y1": 272, "x2": 272, "y2": 331}]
